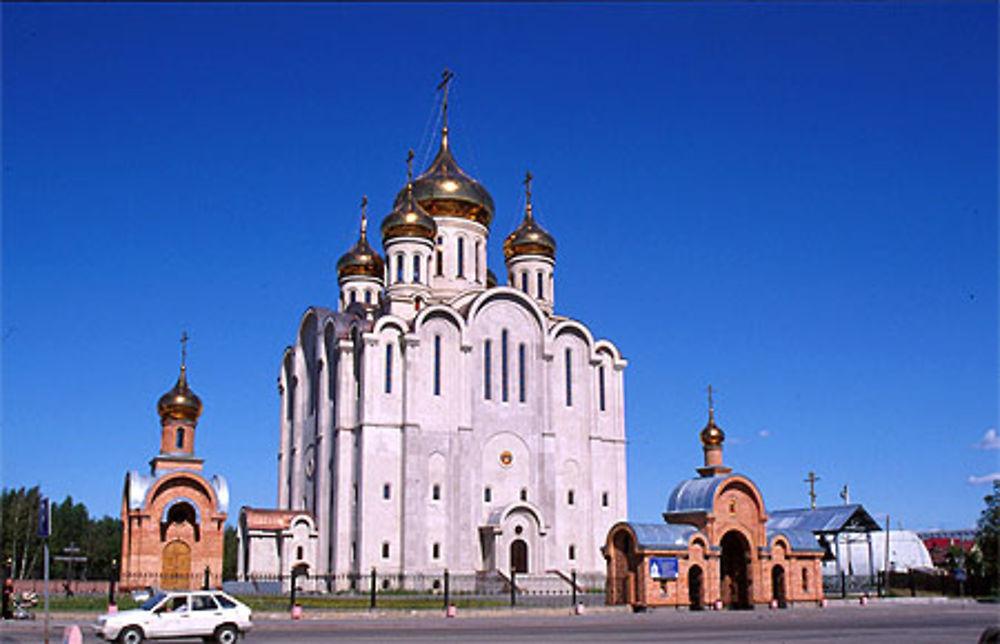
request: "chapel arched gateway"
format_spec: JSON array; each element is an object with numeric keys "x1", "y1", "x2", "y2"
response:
[{"x1": 604, "y1": 391, "x2": 824, "y2": 609}]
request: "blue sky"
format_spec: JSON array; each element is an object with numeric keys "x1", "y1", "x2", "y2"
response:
[{"x1": 3, "y1": 3, "x2": 997, "y2": 533}]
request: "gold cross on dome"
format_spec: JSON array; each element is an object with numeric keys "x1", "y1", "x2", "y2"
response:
[
  {"x1": 180, "y1": 331, "x2": 189, "y2": 368},
  {"x1": 804, "y1": 471, "x2": 820, "y2": 509},
  {"x1": 437, "y1": 68, "x2": 455, "y2": 129},
  {"x1": 360, "y1": 196, "x2": 368, "y2": 234},
  {"x1": 406, "y1": 149, "x2": 415, "y2": 183},
  {"x1": 707, "y1": 384, "x2": 714, "y2": 411}
]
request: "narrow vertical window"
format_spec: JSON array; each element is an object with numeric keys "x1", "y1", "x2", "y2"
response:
[
  {"x1": 384, "y1": 344, "x2": 393, "y2": 394},
  {"x1": 432, "y1": 543, "x2": 441, "y2": 559},
  {"x1": 176, "y1": 427, "x2": 185, "y2": 450},
  {"x1": 802, "y1": 568, "x2": 809, "y2": 592},
  {"x1": 537, "y1": 272, "x2": 544, "y2": 299},
  {"x1": 296, "y1": 546, "x2": 303, "y2": 560},
  {"x1": 501, "y1": 330, "x2": 509, "y2": 402},
  {"x1": 350, "y1": 291, "x2": 357, "y2": 304},
  {"x1": 436, "y1": 248, "x2": 443, "y2": 276},
  {"x1": 382, "y1": 542, "x2": 390, "y2": 559},
  {"x1": 396, "y1": 254, "x2": 404, "y2": 283},
  {"x1": 433, "y1": 335, "x2": 441, "y2": 396},
  {"x1": 475, "y1": 241, "x2": 481, "y2": 282},
  {"x1": 569, "y1": 545, "x2": 576, "y2": 560},
  {"x1": 383, "y1": 483, "x2": 391, "y2": 499},
  {"x1": 520, "y1": 488, "x2": 528, "y2": 502},
  {"x1": 413, "y1": 255, "x2": 421, "y2": 283},
  {"x1": 457, "y1": 237, "x2": 465, "y2": 277},
  {"x1": 364, "y1": 290, "x2": 372, "y2": 304},
  {"x1": 432, "y1": 484, "x2": 441, "y2": 501},
  {"x1": 518, "y1": 343, "x2": 526, "y2": 403},
  {"x1": 602, "y1": 492, "x2": 609, "y2": 507},
  {"x1": 521, "y1": 272, "x2": 528, "y2": 293},
  {"x1": 484, "y1": 487, "x2": 492, "y2": 503},
  {"x1": 484, "y1": 339, "x2": 492, "y2": 400},
  {"x1": 427, "y1": 256, "x2": 433, "y2": 282},
  {"x1": 565, "y1": 348, "x2": 573, "y2": 407},
  {"x1": 567, "y1": 489, "x2": 575, "y2": 506},
  {"x1": 599, "y1": 365, "x2": 606, "y2": 411}
]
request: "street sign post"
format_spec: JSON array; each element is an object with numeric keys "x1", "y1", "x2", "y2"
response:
[{"x1": 38, "y1": 496, "x2": 51, "y2": 644}]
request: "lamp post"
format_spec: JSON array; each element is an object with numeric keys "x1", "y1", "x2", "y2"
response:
[{"x1": 108, "y1": 558, "x2": 117, "y2": 609}]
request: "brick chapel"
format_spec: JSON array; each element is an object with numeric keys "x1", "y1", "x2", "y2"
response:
[
  {"x1": 604, "y1": 390, "x2": 825, "y2": 610},
  {"x1": 120, "y1": 344, "x2": 229, "y2": 590}
]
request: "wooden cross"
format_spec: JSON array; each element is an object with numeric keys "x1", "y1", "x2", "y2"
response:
[
  {"x1": 179, "y1": 331, "x2": 189, "y2": 368},
  {"x1": 804, "y1": 471, "x2": 820, "y2": 509},
  {"x1": 437, "y1": 68, "x2": 455, "y2": 128}
]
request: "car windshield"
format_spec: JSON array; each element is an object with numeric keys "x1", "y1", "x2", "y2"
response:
[{"x1": 140, "y1": 593, "x2": 168, "y2": 611}]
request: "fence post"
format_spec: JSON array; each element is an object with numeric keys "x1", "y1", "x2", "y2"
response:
[
  {"x1": 443, "y1": 569, "x2": 450, "y2": 609},
  {"x1": 370, "y1": 567, "x2": 377, "y2": 611},
  {"x1": 289, "y1": 571, "x2": 297, "y2": 609},
  {"x1": 840, "y1": 571, "x2": 846, "y2": 599},
  {"x1": 510, "y1": 568, "x2": 517, "y2": 607},
  {"x1": 203, "y1": 566, "x2": 210, "y2": 591},
  {"x1": 571, "y1": 570, "x2": 577, "y2": 607},
  {"x1": 909, "y1": 570, "x2": 916, "y2": 598}
]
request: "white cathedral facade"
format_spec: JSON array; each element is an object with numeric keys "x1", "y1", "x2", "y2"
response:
[{"x1": 238, "y1": 99, "x2": 627, "y2": 586}]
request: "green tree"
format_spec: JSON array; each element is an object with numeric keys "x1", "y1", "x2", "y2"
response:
[
  {"x1": 975, "y1": 480, "x2": 1000, "y2": 593},
  {"x1": 222, "y1": 526, "x2": 238, "y2": 581},
  {"x1": 0, "y1": 486, "x2": 42, "y2": 578}
]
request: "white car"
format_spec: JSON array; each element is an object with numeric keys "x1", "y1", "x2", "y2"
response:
[{"x1": 93, "y1": 590, "x2": 253, "y2": 644}]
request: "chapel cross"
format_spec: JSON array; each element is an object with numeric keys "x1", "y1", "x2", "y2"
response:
[
  {"x1": 523, "y1": 171, "x2": 533, "y2": 212},
  {"x1": 360, "y1": 195, "x2": 368, "y2": 234},
  {"x1": 707, "y1": 384, "x2": 714, "y2": 411},
  {"x1": 406, "y1": 149, "x2": 415, "y2": 182},
  {"x1": 804, "y1": 471, "x2": 820, "y2": 509},
  {"x1": 839, "y1": 484, "x2": 850, "y2": 505},
  {"x1": 180, "y1": 331, "x2": 189, "y2": 368},
  {"x1": 437, "y1": 68, "x2": 455, "y2": 129}
]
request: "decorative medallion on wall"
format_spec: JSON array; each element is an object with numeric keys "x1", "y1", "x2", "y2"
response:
[
  {"x1": 499, "y1": 450, "x2": 513, "y2": 468},
  {"x1": 728, "y1": 498, "x2": 736, "y2": 515}
]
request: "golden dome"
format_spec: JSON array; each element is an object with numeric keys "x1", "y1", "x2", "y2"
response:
[
  {"x1": 157, "y1": 366, "x2": 203, "y2": 422},
  {"x1": 395, "y1": 128, "x2": 495, "y2": 227},
  {"x1": 337, "y1": 205, "x2": 385, "y2": 281},
  {"x1": 503, "y1": 172, "x2": 556, "y2": 261},
  {"x1": 701, "y1": 407, "x2": 726, "y2": 447},
  {"x1": 382, "y1": 152, "x2": 438, "y2": 242}
]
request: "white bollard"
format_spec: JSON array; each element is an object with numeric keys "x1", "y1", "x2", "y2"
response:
[
  {"x1": 574, "y1": 602, "x2": 585, "y2": 615},
  {"x1": 713, "y1": 599, "x2": 724, "y2": 611},
  {"x1": 445, "y1": 604, "x2": 457, "y2": 618},
  {"x1": 62, "y1": 625, "x2": 83, "y2": 644},
  {"x1": 291, "y1": 604, "x2": 303, "y2": 620},
  {"x1": 769, "y1": 599, "x2": 778, "y2": 610}
]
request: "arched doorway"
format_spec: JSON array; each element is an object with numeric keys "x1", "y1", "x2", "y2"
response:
[
  {"x1": 688, "y1": 565, "x2": 704, "y2": 610},
  {"x1": 720, "y1": 531, "x2": 751, "y2": 609},
  {"x1": 161, "y1": 540, "x2": 191, "y2": 590},
  {"x1": 771, "y1": 565, "x2": 786, "y2": 608},
  {"x1": 608, "y1": 530, "x2": 639, "y2": 605},
  {"x1": 510, "y1": 539, "x2": 528, "y2": 574}
]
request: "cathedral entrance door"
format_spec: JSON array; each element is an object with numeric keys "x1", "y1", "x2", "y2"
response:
[
  {"x1": 161, "y1": 540, "x2": 191, "y2": 590},
  {"x1": 510, "y1": 539, "x2": 528, "y2": 574},
  {"x1": 720, "y1": 531, "x2": 751, "y2": 609}
]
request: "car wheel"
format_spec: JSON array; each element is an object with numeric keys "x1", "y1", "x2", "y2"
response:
[
  {"x1": 118, "y1": 626, "x2": 145, "y2": 644},
  {"x1": 214, "y1": 624, "x2": 239, "y2": 644}
]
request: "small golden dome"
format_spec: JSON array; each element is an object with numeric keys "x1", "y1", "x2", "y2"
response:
[
  {"x1": 503, "y1": 171, "x2": 555, "y2": 261},
  {"x1": 337, "y1": 206, "x2": 385, "y2": 281},
  {"x1": 396, "y1": 129, "x2": 495, "y2": 227},
  {"x1": 157, "y1": 366, "x2": 203, "y2": 422},
  {"x1": 382, "y1": 153, "x2": 438, "y2": 242},
  {"x1": 700, "y1": 408, "x2": 725, "y2": 446}
]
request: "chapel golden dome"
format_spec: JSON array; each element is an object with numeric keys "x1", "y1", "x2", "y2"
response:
[
  {"x1": 337, "y1": 200, "x2": 385, "y2": 281},
  {"x1": 382, "y1": 151, "x2": 438, "y2": 242},
  {"x1": 395, "y1": 128, "x2": 495, "y2": 228},
  {"x1": 700, "y1": 386, "x2": 725, "y2": 447},
  {"x1": 157, "y1": 365, "x2": 203, "y2": 422},
  {"x1": 503, "y1": 171, "x2": 556, "y2": 261}
]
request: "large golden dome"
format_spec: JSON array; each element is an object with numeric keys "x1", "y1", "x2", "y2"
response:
[
  {"x1": 157, "y1": 366, "x2": 203, "y2": 422},
  {"x1": 337, "y1": 211, "x2": 385, "y2": 281},
  {"x1": 503, "y1": 172, "x2": 556, "y2": 261},
  {"x1": 382, "y1": 154, "x2": 438, "y2": 242},
  {"x1": 395, "y1": 128, "x2": 495, "y2": 227}
]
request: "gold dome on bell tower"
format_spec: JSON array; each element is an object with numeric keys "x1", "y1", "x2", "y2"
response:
[
  {"x1": 157, "y1": 332, "x2": 203, "y2": 423},
  {"x1": 382, "y1": 150, "x2": 438, "y2": 242},
  {"x1": 503, "y1": 171, "x2": 556, "y2": 261},
  {"x1": 337, "y1": 198, "x2": 386, "y2": 281}
]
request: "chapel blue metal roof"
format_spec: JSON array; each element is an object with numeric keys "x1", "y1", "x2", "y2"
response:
[
  {"x1": 630, "y1": 523, "x2": 698, "y2": 550},
  {"x1": 665, "y1": 473, "x2": 756, "y2": 515},
  {"x1": 766, "y1": 504, "x2": 880, "y2": 534},
  {"x1": 768, "y1": 529, "x2": 824, "y2": 553}
]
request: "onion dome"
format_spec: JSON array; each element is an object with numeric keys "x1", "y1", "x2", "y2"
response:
[
  {"x1": 486, "y1": 268, "x2": 497, "y2": 288},
  {"x1": 395, "y1": 127, "x2": 495, "y2": 227},
  {"x1": 503, "y1": 171, "x2": 556, "y2": 261},
  {"x1": 157, "y1": 365, "x2": 203, "y2": 422},
  {"x1": 700, "y1": 388, "x2": 725, "y2": 447},
  {"x1": 382, "y1": 151, "x2": 438, "y2": 242},
  {"x1": 337, "y1": 201, "x2": 385, "y2": 280}
]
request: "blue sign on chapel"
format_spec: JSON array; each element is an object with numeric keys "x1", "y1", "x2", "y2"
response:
[{"x1": 648, "y1": 557, "x2": 678, "y2": 580}]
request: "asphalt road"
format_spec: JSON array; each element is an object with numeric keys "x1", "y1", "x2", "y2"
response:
[{"x1": 1, "y1": 601, "x2": 996, "y2": 643}]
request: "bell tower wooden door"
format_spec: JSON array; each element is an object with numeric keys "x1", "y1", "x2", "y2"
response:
[{"x1": 161, "y1": 540, "x2": 191, "y2": 590}]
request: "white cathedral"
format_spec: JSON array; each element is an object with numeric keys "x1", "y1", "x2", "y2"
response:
[{"x1": 238, "y1": 92, "x2": 627, "y2": 587}]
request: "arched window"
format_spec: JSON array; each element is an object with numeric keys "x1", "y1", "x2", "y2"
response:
[
  {"x1": 501, "y1": 330, "x2": 509, "y2": 402},
  {"x1": 475, "y1": 241, "x2": 482, "y2": 282},
  {"x1": 521, "y1": 272, "x2": 528, "y2": 293},
  {"x1": 296, "y1": 546, "x2": 303, "y2": 560},
  {"x1": 433, "y1": 335, "x2": 441, "y2": 396},
  {"x1": 802, "y1": 568, "x2": 809, "y2": 592},
  {"x1": 537, "y1": 272, "x2": 544, "y2": 299},
  {"x1": 383, "y1": 483, "x2": 391, "y2": 500},
  {"x1": 432, "y1": 543, "x2": 441, "y2": 559},
  {"x1": 483, "y1": 339, "x2": 492, "y2": 400},
  {"x1": 432, "y1": 484, "x2": 441, "y2": 501},
  {"x1": 457, "y1": 237, "x2": 465, "y2": 277},
  {"x1": 384, "y1": 343, "x2": 393, "y2": 394},
  {"x1": 413, "y1": 254, "x2": 421, "y2": 283},
  {"x1": 364, "y1": 290, "x2": 371, "y2": 304},
  {"x1": 602, "y1": 491, "x2": 609, "y2": 507},
  {"x1": 349, "y1": 291, "x2": 357, "y2": 304},
  {"x1": 176, "y1": 427, "x2": 185, "y2": 450},
  {"x1": 565, "y1": 348, "x2": 573, "y2": 407},
  {"x1": 435, "y1": 249, "x2": 443, "y2": 276},
  {"x1": 484, "y1": 486, "x2": 492, "y2": 503},
  {"x1": 568, "y1": 545, "x2": 576, "y2": 560},
  {"x1": 598, "y1": 365, "x2": 606, "y2": 411},
  {"x1": 520, "y1": 488, "x2": 528, "y2": 502},
  {"x1": 518, "y1": 343, "x2": 526, "y2": 403},
  {"x1": 567, "y1": 489, "x2": 575, "y2": 506},
  {"x1": 396, "y1": 254, "x2": 404, "y2": 283},
  {"x1": 382, "y1": 542, "x2": 390, "y2": 559}
]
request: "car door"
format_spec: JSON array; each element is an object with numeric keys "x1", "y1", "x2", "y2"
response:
[
  {"x1": 147, "y1": 594, "x2": 190, "y2": 638},
  {"x1": 188, "y1": 593, "x2": 222, "y2": 636}
]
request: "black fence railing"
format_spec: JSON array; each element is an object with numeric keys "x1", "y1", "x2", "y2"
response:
[{"x1": 822, "y1": 570, "x2": 993, "y2": 599}]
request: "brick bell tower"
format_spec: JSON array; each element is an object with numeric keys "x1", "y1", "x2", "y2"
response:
[{"x1": 120, "y1": 333, "x2": 229, "y2": 590}]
